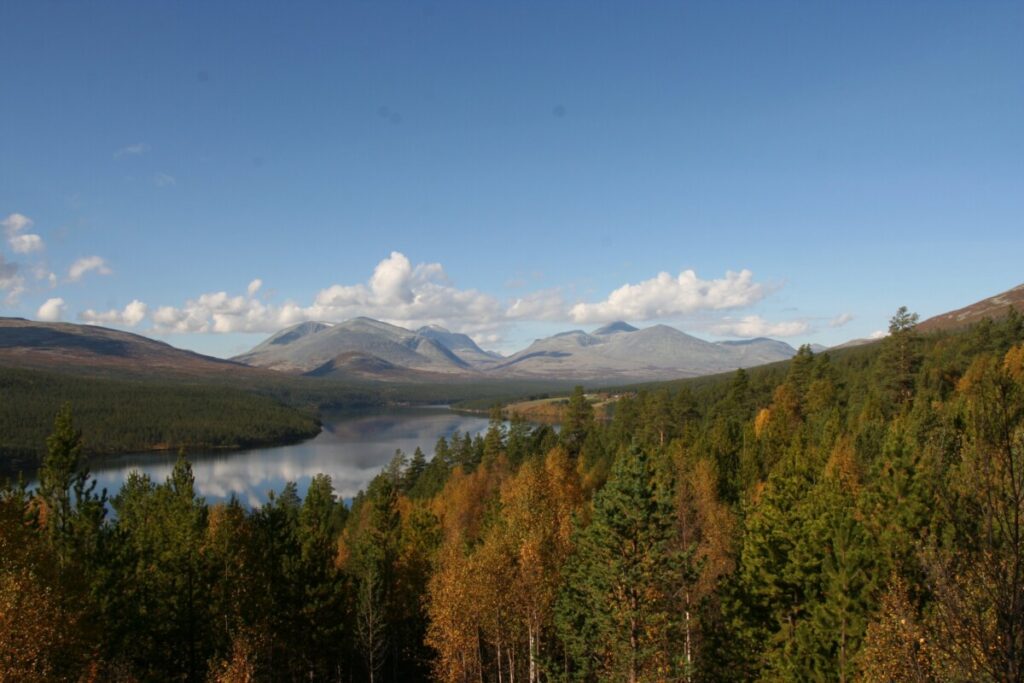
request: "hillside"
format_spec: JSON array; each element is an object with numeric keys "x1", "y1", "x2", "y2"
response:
[
  {"x1": 0, "y1": 318, "x2": 382, "y2": 473},
  {"x1": 917, "y1": 282, "x2": 1024, "y2": 332},
  {"x1": 0, "y1": 317, "x2": 266, "y2": 380}
]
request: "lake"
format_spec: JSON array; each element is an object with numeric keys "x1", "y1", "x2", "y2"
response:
[{"x1": 80, "y1": 406, "x2": 492, "y2": 507}]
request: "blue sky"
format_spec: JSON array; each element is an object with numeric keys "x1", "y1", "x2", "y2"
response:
[{"x1": 2, "y1": 1, "x2": 1021, "y2": 357}]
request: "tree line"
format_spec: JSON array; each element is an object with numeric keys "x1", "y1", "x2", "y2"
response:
[{"x1": 2, "y1": 308, "x2": 1024, "y2": 681}]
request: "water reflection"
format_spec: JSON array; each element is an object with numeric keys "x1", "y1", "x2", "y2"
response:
[{"x1": 84, "y1": 407, "x2": 490, "y2": 508}]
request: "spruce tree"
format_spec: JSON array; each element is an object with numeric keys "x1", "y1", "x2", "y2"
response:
[{"x1": 556, "y1": 447, "x2": 692, "y2": 682}]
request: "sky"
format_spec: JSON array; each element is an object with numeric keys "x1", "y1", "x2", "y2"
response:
[{"x1": 2, "y1": 1, "x2": 1022, "y2": 357}]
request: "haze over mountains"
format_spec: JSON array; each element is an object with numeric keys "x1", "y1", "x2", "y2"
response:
[{"x1": 233, "y1": 317, "x2": 801, "y2": 382}]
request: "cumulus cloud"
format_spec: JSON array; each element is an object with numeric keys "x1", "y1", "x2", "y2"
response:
[
  {"x1": 2, "y1": 212, "x2": 45, "y2": 253},
  {"x1": 568, "y1": 269, "x2": 766, "y2": 323},
  {"x1": 142, "y1": 253, "x2": 783, "y2": 342},
  {"x1": 114, "y1": 143, "x2": 149, "y2": 158},
  {"x1": 79, "y1": 299, "x2": 148, "y2": 327},
  {"x1": 152, "y1": 293, "x2": 307, "y2": 334},
  {"x1": 308, "y1": 251, "x2": 502, "y2": 327},
  {"x1": 868, "y1": 330, "x2": 888, "y2": 340},
  {"x1": 710, "y1": 315, "x2": 810, "y2": 338},
  {"x1": 830, "y1": 312, "x2": 854, "y2": 328},
  {"x1": 37, "y1": 297, "x2": 66, "y2": 322},
  {"x1": 10, "y1": 234, "x2": 44, "y2": 253},
  {"x1": 68, "y1": 256, "x2": 112, "y2": 282},
  {"x1": 150, "y1": 252, "x2": 504, "y2": 335}
]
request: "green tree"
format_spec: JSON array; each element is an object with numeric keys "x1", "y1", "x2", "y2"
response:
[
  {"x1": 879, "y1": 306, "x2": 921, "y2": 407},
  {"x1": 556, "y1": 447, "x2": 693, "y2": 681},
  {"x1": 561, "y1": 386, "x2": 594, "y2": 459},
  {"x1": 37, "y1": 404, "x2": 106, "y2": 566}
]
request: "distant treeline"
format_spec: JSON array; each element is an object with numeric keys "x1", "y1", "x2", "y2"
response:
[{"x1": 0, "y1": 367, "x2": 324, "y2": 474}]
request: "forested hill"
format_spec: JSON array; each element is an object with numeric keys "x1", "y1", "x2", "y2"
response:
[
  {"x1": 3, "y1": 307, "x2": 1024, "y2": 681},
  {"x1": 0, "y1": 319, "x2": 386, "y2": 474}
]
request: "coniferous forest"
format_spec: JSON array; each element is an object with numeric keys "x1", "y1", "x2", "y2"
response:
[{"x1": 3, "y1": 309, "x2": 1024, "y2": 682}]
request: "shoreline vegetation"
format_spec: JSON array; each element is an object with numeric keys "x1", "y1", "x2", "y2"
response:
[{"x1": 0, "y1": 363, "x2": 577, "y2": 478}]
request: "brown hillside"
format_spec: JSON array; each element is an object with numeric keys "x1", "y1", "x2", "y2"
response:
[
  {"x1": 917, "y1": 283, "x2": 1024, "y2": 333},
  {"x1": 0, "y1": 317, "x2": 269, "y2": 379}
]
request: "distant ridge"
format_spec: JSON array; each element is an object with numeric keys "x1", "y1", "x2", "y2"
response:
[
  {"x1": 235, "y1": 317, "x2": 798, "y2": 383},
  {"x1": 0, "y1": 317, "x2": 259, "y2": 379},
  {"x1": 917, "y1": 283, "x2": 1024, "y2": 333}
]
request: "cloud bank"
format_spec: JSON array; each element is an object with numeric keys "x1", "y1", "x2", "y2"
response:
[
  {"x1": 568, "y1": 269, "x2": 765, "y2": 323},
  {"x1": 80, "y1": 300, "x2": 148, "y2": 327},
  {"x1": 46, "y1": 251, "x2": 822, "y2": 342},
  {"x1": 710, "y1": 315, "x2": 810, "y2": 338}
]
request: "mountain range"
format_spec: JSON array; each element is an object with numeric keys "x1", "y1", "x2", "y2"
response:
[
  {"x1": 232, "y1": 317, "x2": 801, "y2": 382},
  {"x1": 4, "y1": 281, "x2": 1021, "y2": 386}
]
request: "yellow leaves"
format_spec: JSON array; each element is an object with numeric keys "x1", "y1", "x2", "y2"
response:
[
  {"x1": 0, "y1": 567, "x2": 75, "y2": 683},
  {"x1": 956, "y1": 355, "x2": 995, "y2": 394},
  {"x1": 207, "y1": 628, "x2": 265, "y2": 683},
  {"x1": 824, "y1": 437, "x2": 862, "y2": 495},
  {"x1": 1004, "y1": 344, "x2": 1024, "y2": 382},
  {"x1": 754, "y1": 408, "x2": 771, "y2": 439}
]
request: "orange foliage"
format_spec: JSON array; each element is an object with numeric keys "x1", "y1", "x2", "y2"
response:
[
  {"x1": 754, "y1": 408, "x2": 771, "y2": 439},
  {"x1": 1004, "y1": 344, "x2": 1024, "y2": 382}
]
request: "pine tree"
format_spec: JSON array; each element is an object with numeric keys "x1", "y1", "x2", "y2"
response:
[
  {"x1": 403, "y1": 447, "x2": 428, "y2": 493},
  {"x1": 561, "y1": 386, "x2": 594, "y2": 459},
  {"x1": 879, "y1": 306, "x2": 922, "y2": 407},
  {"x1": 37, "y1": 403, "x2": 106, "y2": 566},
  {"x1": 556, "y1": 447, "x2": 693, "y2": 682}
]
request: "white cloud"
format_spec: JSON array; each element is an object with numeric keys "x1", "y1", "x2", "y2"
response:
[
  {"x1": 47, "y1": 272, "x2": 57, "y2": 288},
  {"x1": 152, "y1": 294, "x2": 307, "y2": 334},
  {"x1": 114, "y1": 143, "x2": 149, "y2": 158},
  {"x1": 830, "y1": 312, "x2": 854, "y2": 328},
  {"x1": 79, "y1": 300, "x2": 148, "y2": 327},
  {"x1": 868, "y1": 330, "x2": 888, "y2": 340},
  {"x1": 68, "y1": 256, "x2": 112, "y2": 282},
  {"x1": 154, "y1": 172, "x2": 176, "y2": 187},
  {"x1": 568, "y1": 269, "x2": 766, "y2": 323},
  {"x1": 710, "y1": 315, "x2": 810, "y2": 338},
  {"x1": 2, "y1": 212, "x2": 45, "y2": 253},
  {"x1": 0, "y1": 254, "x2": 24, "y2": 304},
  {"x1": 37, "y1": 297, "x2": 66, "y2": 322},
  {"x1": 151, "y1": 252, "x2": 504, "y2": 334},
  {"x1": 1, "y1": 213, "x2": 33, "y2": 235},
  {"x1": 10, "y1": 233, "x2": 44, "y2": 253},
  {"x1": 143, "y1": 253, "x2": 783, "y2": 342},
  {"x1": 308, "y1": 251, "x2": 502, "y2": 327},
  {"x1": 505, "y1": 288, "x2": 566, "y2": 321}
]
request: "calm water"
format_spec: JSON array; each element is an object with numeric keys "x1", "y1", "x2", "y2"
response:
[{"x1": 81, "y1": 406, "x2": 491, "y2": 507}]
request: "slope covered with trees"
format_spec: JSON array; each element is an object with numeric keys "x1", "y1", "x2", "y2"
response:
[{"x1": 2, "y1": 308, "x2": 1024, "y2": 681}]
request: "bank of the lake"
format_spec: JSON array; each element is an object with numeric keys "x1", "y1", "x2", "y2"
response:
[{"x1": 64, "y1": 406, "x2": 493, "y2": 507}]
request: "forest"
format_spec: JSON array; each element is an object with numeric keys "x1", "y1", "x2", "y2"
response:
[
  {"x1": 0, "y1": 367, "x2": 328, "y2": 475},
  {"x1": 2, "y1": 307, "x2": 1024, "y2": 682}
]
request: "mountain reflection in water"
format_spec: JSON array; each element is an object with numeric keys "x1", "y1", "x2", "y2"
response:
[{"x1": 83, "y1": 407, "x2": 491, "y2": 508}]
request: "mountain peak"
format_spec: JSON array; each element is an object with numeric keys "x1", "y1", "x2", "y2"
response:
[{"x1": 592, "y1": 321, "x2": 638, "y2": 335}]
